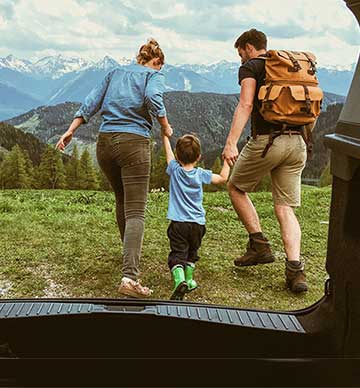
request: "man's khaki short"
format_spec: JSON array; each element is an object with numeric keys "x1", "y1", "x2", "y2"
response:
[{"x1": 229, "y1": 134, "x2": 307, "y2": 207}]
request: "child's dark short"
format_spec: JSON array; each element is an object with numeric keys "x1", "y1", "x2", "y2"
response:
[{"x1": 167, "y1": 221, "x2": 206, "y2": 270}]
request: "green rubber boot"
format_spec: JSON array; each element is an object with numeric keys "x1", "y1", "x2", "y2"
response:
[
  {"x1": 170, "y1": 265, "x2": 187, "y2": 300},
  {"x1": 185, "y1": 263, "x2": 198, "y2": 293}
]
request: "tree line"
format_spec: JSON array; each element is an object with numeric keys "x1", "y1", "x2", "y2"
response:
[
  {"x1": 0, "y1": 144, "x2": 227, "y2": 192},
  {"x1": 0, "y1": 144, "x2": 110, "y2": 191}
]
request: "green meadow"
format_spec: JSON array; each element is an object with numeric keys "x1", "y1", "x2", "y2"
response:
[{"x1": 0, "y1": 187, "x2": 331, "y2": 311}]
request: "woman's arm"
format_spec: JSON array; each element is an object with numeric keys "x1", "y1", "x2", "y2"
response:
[
  {"x1": 145, "y1": 72, "x2": 173, "y2": 137},
  {"x1": 157, "y1": 116, "x2": 173, "y2": 137},
  {"x1": 55, "y1": 70, "x2": 115, "y2": 151},
  {"x1": 74, "y1": 70, "x2": 114, "y2": 123},
  {"x1": 211, "y1": 160, "x2": 230, "y2": 185},
  {"x1": 55, "y1": 117, "x2": 84, "y2": 151},
  {"x1": 162, "y1": 133, "x2": 175, "y2": 165}
]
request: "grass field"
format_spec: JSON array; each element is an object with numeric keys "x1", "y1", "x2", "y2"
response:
[{"x1": 0, "y1": 186, "x2": 331, "y2": 311}]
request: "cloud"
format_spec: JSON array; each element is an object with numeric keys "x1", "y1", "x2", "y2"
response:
[
  {"x1": 269, "y1": 32, "x2": 360, "y2": 70},
  {"x1": 0, "y1": 0, "x2": 358, "y2": 68},
  {"x1": 0, "y1": 0, "x2": 19, "y2": 20}
]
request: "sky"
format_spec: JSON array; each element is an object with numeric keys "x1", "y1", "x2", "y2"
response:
[{"x1": 0, "y1": 0, "x2": 359, "y2": 69}]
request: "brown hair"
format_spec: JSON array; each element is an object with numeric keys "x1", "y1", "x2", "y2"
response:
[
  {"x1": 234, "y1": 29, "x2": 267, "y2": 51},
  {"x1": 136, "y1": 38, "x2": 165, "y2": 65},
  {"x1": 175, "y1": 134, "x2": 201, "y2": 164}
]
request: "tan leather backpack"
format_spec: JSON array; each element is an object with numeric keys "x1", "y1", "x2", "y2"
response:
[{"x1": 258, "y1": 50, "x2": 323, "y2": 127}]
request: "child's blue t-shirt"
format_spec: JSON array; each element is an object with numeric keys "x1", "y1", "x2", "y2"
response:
[{"x1": 166, "y1": 159, "x2": 212, "y2": 225}]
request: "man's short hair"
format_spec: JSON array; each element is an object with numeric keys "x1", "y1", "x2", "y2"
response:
[
  {"x1": 234, "y1": 29, "x2": 267, "y2": 51},
  {"x1": 175, "y1": 134, "x2": 201, "y2": 164}
]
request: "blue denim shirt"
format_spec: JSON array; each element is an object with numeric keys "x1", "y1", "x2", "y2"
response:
[{"x1": 74, "y1": 63, "x2": 167, "y2": 138}]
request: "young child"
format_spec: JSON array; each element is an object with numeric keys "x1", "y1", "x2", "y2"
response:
[{"x1": 162, "y1": 133, "x2": 230, "y2": 300}]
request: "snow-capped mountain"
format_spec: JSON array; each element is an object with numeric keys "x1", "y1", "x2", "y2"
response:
[
  {"x1": 178, "y1": 60, "x2": 240, "y2": 94},
  {"x1": 0, "y1": 54, "x2": 91, "y2": 79},
  {"x1": 0, "y1": 54, "x2": 134, "y2": 80},
  {"x1": 0, "y1": 55, "x2": 34, "y2": 74},
  {"x1": 93, "y1": 55, "x2": 132, "y2": 71},
  {"x1": 179, "y1": 60, "x2": 356, "y2": 96},
  {"x1": 31, "y1": 54, "x2": 91, "y2": 79},
  {"x1": 161, "y1": 64, "x2": 223, "y2": 93},
  {"x1": 0, "y1": 53, "x2": 355, "y2": 121},
  {"x1": 179, "y1": 60, "x2": 238, "y2": 75}
]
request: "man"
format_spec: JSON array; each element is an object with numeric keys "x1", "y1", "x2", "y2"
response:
[{"x1": 222, "y1": 29, "x2": 308, "y2": 293}]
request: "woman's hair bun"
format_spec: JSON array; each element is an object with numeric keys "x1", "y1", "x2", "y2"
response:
[{"x1": 136, "y1": 38, "x2": 164, "y2": 65}]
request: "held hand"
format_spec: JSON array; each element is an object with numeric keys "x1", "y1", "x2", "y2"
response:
[
  {"x1": 222, "y1": 143, "x2": 239, "y2": 167},
  {"x1": 161, "y1": 124, "x2": 173, "y2": 138},
  {"x1": 222, "y1": 158, "x2": 230, "y2": 168},
  {"x1": 55, "y1": 130, "x2": 73, "y2": 151}
]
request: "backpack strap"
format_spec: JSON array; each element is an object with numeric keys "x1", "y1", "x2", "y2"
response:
[
  {"x1": 285, "y1": 51, "x2": 301, "y2": 72},
  {"x1": 260, "y1": 125, "x2": 313, "y2": 159},
  {"x1": 303, "y1": 52, "x2": 317, "y2": 75},
  {"x1": 261, "y1": 124, "x2": 287, "y2": 158},
  {"x1": 303, "y1": 85, "x2": 312, "y2": 114},
  {"x1": 251, "y1": 54, "x2": 268, "y2": 139},
  {"x1": 301, "y1": 125, "x2": 314, "y2": 159},
  {"x1": 251, "y1": 121, "x2": 258, "y2": 139}
]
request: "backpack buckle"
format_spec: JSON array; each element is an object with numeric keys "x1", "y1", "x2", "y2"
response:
[
  {"x1": 286, "y1": 51, "x2": 302, "y2": 72},
  {"x1": 264, "y1": 101, "x2": 273, "y2": 110},
  {"x1": 288, "y1": 64, "x2": 301, "y2": 72}
]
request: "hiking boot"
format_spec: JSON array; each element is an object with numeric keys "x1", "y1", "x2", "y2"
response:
[
  {"x1": 118, "y1": 277, "x2": 153, "y2": 298},
  {"x1": 285, "y1": 261, "x2": 308, "y2": 293},
  {"x1": 185, "y1": 263, "x2": 198, "y2": 293},
  {"x1": 170, "y1": 265, "x2": 188, "y2": 301},
  {"x1": 234, "y1": 234, "x2": 275, "y2": 267}
]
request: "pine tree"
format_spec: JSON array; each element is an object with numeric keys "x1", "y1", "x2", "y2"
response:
[
  {"x1": 23, "y1": 149, "x2": 35, "y2": 188},
  {"x1": 211, "y1": 157, "x2": 222, "y2": 174},
  {"x1": 32, "y1": 165, "x2": 40, "y2": 189},
  {"x1": 206, "y1": 156, "x2": 223, "y2": 192},
  {"x1": 65, "y1": 144, "x2": 82, "y2": 189},
  {"x1": 36, "y1": 146, "x2": 66, "y2": 189},
  {"x1": 79, "y1": 148, "x2": 99, "y2": 190},
  {"x1": 97, "y1": 168, "x2": 112, "y2": 191},
  {"x1": 0, "y1": 145, "x2": 32, "y2": 189}
]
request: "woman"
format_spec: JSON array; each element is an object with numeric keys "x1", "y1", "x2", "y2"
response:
[{"x1": 56, "y1": 39, "x2": 173, "y2": 298}]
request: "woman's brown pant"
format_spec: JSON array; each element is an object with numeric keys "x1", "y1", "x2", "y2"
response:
[{"x1": 96, "y1": 132, "x2": 150, "y2": 281}]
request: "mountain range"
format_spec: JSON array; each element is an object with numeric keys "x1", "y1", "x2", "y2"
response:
[
  {"x1": 0, "y1": 54, "x2": 353, "y2": 121},
  {"x1": 4, "y1": 92, "x2": 343, "y2": 180}
]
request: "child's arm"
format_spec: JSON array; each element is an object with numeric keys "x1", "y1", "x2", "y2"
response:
[
  {"x1": 162, "y1": 134, "x2": 175, "y2": 165},
  {"x1": 211, "y1": 159, "x2": 230, "y2": 185}
]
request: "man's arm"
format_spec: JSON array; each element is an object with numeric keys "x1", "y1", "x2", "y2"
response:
[
  {"x1": 222, "y1": 77, "x2": 256, "y2": 166},
  {"x1": 162, "y1": 133, "x2": 175, "y2": 165},
  {"x1": 211, "y1": 160, "x2": 230, "y2": 185}
]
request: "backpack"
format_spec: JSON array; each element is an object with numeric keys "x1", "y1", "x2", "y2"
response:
[{"x1": 257, "y1": 50, "x2": 323, "y2": 157}]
